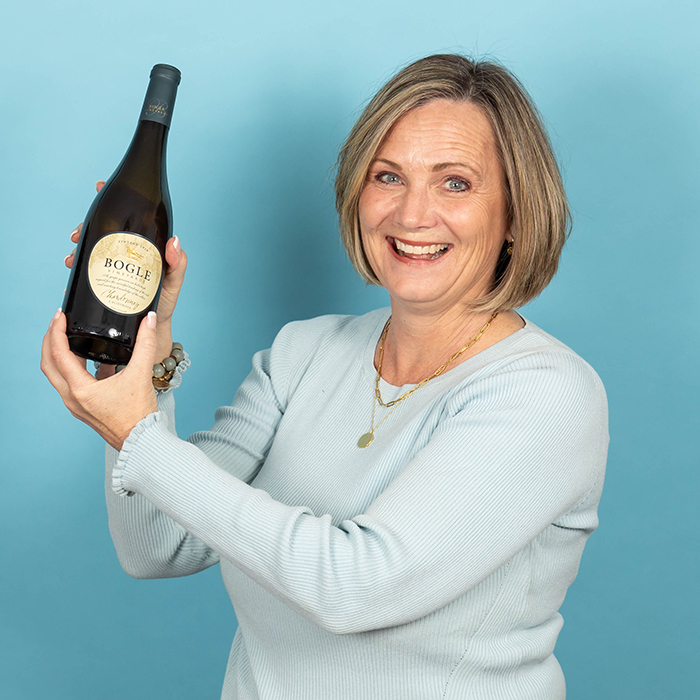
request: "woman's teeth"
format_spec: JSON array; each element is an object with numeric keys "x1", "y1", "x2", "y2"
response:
[{"x1": 393, "y1": 239, "x2": 449, "y2": 259}]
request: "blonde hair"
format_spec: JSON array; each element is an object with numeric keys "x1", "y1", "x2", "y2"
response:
[{"x1": 334, "y1": 54, "x2": 571, "y2": 311}]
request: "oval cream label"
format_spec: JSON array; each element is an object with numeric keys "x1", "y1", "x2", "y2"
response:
[{"x1": 87, "y1": 232, "x2": 163, "y2": 315}]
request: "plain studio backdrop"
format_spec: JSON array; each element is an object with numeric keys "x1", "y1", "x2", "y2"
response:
[{"x1": 0, "y1": 1, "x2": 697, "y2": 698}]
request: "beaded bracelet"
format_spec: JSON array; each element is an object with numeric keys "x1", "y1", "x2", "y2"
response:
[
  {"x1": 105, "y1": 342, "x2": 185, "y2": 389},
  {"x1": 149, "y1": 342, "x2": 185, "y2": 389}
]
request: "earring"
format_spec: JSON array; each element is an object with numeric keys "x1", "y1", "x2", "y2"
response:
[{"x1": 506, "y1": 239, "x2": 514, "y2": 256}]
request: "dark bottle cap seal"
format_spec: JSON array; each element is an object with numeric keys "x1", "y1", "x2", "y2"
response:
[
  {"x1": 140, "y1": 64, "x2": 181, "y2": 127},
  {"x1": 150, "y1": 64, "x2": 182, "y2": 85}
]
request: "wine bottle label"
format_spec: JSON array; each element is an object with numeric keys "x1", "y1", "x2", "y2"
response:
[{"x1": 87, "y1": 233, "x2": 163, "y2": 315}]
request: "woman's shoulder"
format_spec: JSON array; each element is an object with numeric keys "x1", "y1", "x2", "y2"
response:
[
  {"x1": 437, "y1": 319, "x2": 609, "y2": 487},
  {"x1": 510, "y1": 318, "x2": 606, "y2": 393},
  {"x1": 261, "y1": 309, "x2": 388, "y2": 396},
  {"x1": 452, "y1": 316, "x2": 608, "y2": 420},
  {"x1": 271, "y1": 308, "x2": 389, "y2": 357}
]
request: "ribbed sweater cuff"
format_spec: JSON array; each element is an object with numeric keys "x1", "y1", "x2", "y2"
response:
[
  {"x1": 155, "y1": 352, "x2": 191, "y2": 394},
  {"x1": 112, "y1": 411, "x2": 169, "y2": 496}
]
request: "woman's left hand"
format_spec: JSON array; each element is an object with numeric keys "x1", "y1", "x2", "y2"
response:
[{"x1": 41, "y1": 310, "x2": 160, "y2": 451}]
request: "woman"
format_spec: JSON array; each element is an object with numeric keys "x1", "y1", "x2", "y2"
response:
[{"x1": 42, "y1": 55, "x2": 608, "y2": 699}]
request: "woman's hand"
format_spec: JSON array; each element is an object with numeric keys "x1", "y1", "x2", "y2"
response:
[
  {"x1": 65, "y1": 180, "x2": 188, "y2": 369},
  {"x1": 41, "y1": 310, "x2": 160, "y2": 451}
]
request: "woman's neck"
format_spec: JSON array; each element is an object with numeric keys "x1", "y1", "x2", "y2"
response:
[{"x1": 375, "y1": 302, "x2": 524, "y2": 387}]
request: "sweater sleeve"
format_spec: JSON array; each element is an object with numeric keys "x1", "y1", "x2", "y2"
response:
[
  {"x1": 105, "y1": 354, "x2": 222, "y2": 578},
  {"x1": 105, "y1": 318, "x2": 334, "y2": 579},
  {"x1": 110, "y1": 339, "x2": 608, "y2": 633},
  {"x1": 105, "y1": 347, "x2": 284, "y2": 579}
]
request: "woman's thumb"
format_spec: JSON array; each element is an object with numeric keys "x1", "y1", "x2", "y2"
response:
[
  {"x1": 164, "y1": 236, "x2": 187, "y2": 277},
  {"x1": 126, "y1": 312, "x2": 159, "y2": 377}
]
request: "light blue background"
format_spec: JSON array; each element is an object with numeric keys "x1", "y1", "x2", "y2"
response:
[{"x1": 1, "y1": 1, "x2": 697, "y2": 698}]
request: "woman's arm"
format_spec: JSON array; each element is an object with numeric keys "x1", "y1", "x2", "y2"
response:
[
  {"x1": 105, "y1": 351, "x2": 284, "y2": 579},
  {"x1": 104, "y1": 375, "x2": 221, "y2": 578},
  {"x1": 111, "y1": 349, "x2": 608, "y2": 633},
  {"x1": 49, "y1": 200, "x2": 212, "y2": 578}
]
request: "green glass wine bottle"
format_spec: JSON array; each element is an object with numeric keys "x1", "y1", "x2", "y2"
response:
[{"x1": 62, "y1": 64, "x2": 181, "y2": 364}]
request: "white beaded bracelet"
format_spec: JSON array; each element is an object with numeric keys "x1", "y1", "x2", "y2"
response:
[
  {"x1": 148, "y1": 342, "x2": 184, "y2": 389},
  {"x1": 95, "y1": 342, "x2": 185, "y2": 389}
]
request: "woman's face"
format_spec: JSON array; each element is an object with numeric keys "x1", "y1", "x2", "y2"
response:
[{"x1": 359, "y1": 99, "x2": 510, "y2": 315}]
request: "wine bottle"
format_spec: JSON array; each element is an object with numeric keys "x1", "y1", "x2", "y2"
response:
[{"x1": 62, "y1": 64, "x2": 181, "y2": 364}]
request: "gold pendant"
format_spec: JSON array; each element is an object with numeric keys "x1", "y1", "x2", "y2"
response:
[{"x1": 357, "y1": 432, "x2": 374, "y2": 448}]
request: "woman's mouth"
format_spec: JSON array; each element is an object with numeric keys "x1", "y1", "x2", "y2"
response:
[{"x1": 388, "y1": 237, "x2": 451, "y2": 260}]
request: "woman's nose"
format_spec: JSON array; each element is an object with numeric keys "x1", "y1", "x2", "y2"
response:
[{"x1": 393, "y1": 185, "x2": 438, "y2": 230}]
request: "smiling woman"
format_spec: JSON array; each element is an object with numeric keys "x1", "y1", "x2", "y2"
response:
[
  {"x1": 336, "y1": 54, "x2": 569, "y2": 316},
  {"x1": 359, "y1": 101, "x2": 510, "y2": 319},
  {"x1": 42, "y1": 54, "x2": 608, "y2": 700}
]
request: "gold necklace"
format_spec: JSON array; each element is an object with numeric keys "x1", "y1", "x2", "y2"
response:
[{"x1": 357, "y1": 311, "x2": 499, "y2": 448}]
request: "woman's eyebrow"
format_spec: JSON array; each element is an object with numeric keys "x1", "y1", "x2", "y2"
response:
[
  {"x1": 432, "y1": 161, "x2": 470, "y2": 171},
  {"x1": 373, "y1": 157, "x2": 480, "y2": 173},
  {"x1": 432, "y1": 162, "x2": 485, "y2": 180},
  {"x1": 371, "y1": 158, "x2": 483, "y2": 181},
  {"x1": 373, "y1": 158, "x2": 402, "y2": 169}
]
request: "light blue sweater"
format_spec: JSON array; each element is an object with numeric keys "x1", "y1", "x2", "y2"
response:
[{"x1": 106, "y1": 309, "x2": 608, "y2": 699}]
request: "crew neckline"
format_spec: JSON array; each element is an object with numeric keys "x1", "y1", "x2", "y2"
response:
[{"x1": 361, "y1": 308, "x2": 532, "y2": 391}]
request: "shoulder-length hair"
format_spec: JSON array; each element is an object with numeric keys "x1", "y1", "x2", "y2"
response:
[{"x1": 334, "y1": 54, "x2": 570, "y2": 312}]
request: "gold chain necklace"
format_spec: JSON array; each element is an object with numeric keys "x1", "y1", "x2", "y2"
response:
[{"x1": 357, "y1": 311, "x2": 499, "y2": 448}]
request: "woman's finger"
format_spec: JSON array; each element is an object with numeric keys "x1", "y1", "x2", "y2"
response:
[
  {"x1": 47, "y1": 311, "x2": 93, "y2": 389},
  {"x1": 124, "y1": 312, "x2": 159, "y2": 380},
  {"x1": 164, "y1": 235, "x2": 178, "y2": 268},
  {"x1": 40, "y1": 312, "x2": 72, "y2": 396},
  {"x1": 163, "y1": 237, "x2": 187, "y2": 283},
  {"x1": 160, "y1": 235, "x2": 186, "y2": 275},
  {"x1": 96, "y1": 180, "x2": 105, "y2": 192},
  {"x1": 64, "y1": 247, "x2": 76, "y2": 268},
  {"x1": 154, "y1": 238, "x2": 187, "y2": 325}
]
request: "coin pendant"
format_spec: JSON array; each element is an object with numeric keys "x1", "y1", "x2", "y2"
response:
[{"x1": 358, "y1": 432, "x2": 374, "y2": 448}]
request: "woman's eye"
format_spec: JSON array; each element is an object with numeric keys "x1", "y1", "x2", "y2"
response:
[
  {"x1": 375, "y1": 171, "x2": 402, "y2": 184},
  {"x1": 445, "y1": 178, "x2": 470, "y2": 192}
]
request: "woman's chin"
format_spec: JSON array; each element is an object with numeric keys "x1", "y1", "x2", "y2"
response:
[
  {"x1": 381, "y1": 271, "x2": 492, "y2": 312},
  {"x1": 385, "y1": 281, "x2": 457, "y2": 309}
]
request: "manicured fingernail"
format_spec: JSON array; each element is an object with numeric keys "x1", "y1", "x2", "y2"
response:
[
  {"x1": 54, "y1": 308, "x2": 62, "y2": 320},
  {"x1": 71, "y1": 227, "x2": 79, "y2": 236},
  {"x1": 147, "y1": 311, "x2": 157, "y2": 329},
  {"x1": 172, "y1": 235, "x2": 180, "y2": 251},
  {"x1": 64, "y1": 255, "x2": 71, "y2": 265}
]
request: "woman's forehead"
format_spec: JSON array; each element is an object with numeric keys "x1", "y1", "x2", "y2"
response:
[{"x1": 376, "y1": 100, "x2": 498, "y2": 170}]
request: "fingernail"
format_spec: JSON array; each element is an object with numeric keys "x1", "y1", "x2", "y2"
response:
[
  {"x1": 71, "y1": 227, "x2": 79, "y2": 236},
  {"x1": 54, "y1": 308, "x2": 62, "y2": 320},
  {"x1": 172, "y1": 235, "x2": 180, "y2": 251},
  {"x1": 147, "y1": 311, "x2": 157, "y2": 329},
  {"x1": 64, "y1": 255, "x2": 71, "y2": 265}
]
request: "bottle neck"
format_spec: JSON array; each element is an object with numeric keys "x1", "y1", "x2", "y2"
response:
[
  {"x1": 102, "y1": 67, "x2": 179, "y2": 195},
  {"x1": 127, "y1": 119, "x2": 168, "y2": 167},
  {"x1": 139, "y1": 71, "x2": 179, "y2": 128},
  {"x1": 111, "y1": 119, "x2": 169, "y2": 200}
]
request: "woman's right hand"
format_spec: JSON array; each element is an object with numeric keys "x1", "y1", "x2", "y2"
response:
[{"x1": 65, "y1": 180, "x2": 188, "y2": 376}]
